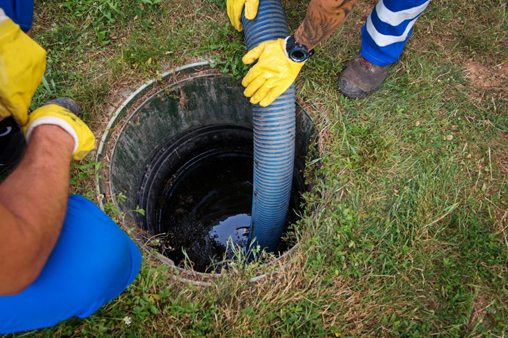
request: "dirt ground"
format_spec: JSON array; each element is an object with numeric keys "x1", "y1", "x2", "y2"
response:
[{"x1": 464, "y1": 59, "x2": 508, "y2": 89}]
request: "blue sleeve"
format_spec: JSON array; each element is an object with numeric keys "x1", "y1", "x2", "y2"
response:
[{"x1": 0, "y1": 0, "x2": 35, "y2": 32}]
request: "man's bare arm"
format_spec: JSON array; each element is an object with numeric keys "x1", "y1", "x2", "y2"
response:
[
  {"x1": 294, "y1": 0, "x2": 357, "y2": 50},
  {"x1": 0, "y1": 126, "x2": 74, "y2": 295}
]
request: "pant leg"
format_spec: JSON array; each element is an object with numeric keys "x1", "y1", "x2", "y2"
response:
[
  {"x1": 0, "y1": 195, "x2": 142, "y2": 335},
  {"x1": 360, "y1": 0, "x2": 431, "y2": 66},
  {"x1": 0, "y1": 0, "x2": 35, "y2": 33}
]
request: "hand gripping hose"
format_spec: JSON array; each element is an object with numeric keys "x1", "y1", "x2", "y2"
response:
[{"x1": 242, "y1": 0, "x2": 296, "y2": 253}]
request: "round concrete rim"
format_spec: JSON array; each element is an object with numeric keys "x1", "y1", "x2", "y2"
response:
[
  {"x1": 95, "y1": 61, "x2": 311, "y2": 286},
  {"x1": 96, "y1": 61, "x2": 216, "y2": 211}
]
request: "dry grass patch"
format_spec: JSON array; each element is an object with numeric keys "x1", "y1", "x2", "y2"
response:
[{"x1": 464, "y1": 60, "x2": 508, "y2": 90}]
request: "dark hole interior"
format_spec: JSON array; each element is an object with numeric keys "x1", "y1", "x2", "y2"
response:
[{"x1": 138, "y1": 125, "x2": 306, "y2": 273}]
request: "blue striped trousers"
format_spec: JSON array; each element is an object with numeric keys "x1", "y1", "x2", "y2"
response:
[{"x1": 360, "y1": 0, "x2": 431, "y2": 66}]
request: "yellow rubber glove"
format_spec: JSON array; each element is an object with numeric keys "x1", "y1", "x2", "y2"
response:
[
  {"x1": 0, "y1": 18, "x2": 47, "y2": 126},
  {"x1": 227, "y1": 0, "x2": 259, "y2": 31},
  {"x1": 242, "y1": 38, "x2": 304, "y2": 107},
  {"x1": 22, "y1": 104, "x2": 95, "y2": 160}
]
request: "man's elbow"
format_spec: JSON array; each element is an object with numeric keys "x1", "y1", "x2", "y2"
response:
[
  {"x1": 0, "y1": 262, "x2": 44, "y2": 296},
  {"x1": 0, "y1": 214, "x2": 57, "y2": 296},
  {"x1": 0, "y1": 282, "x2": 31, "y2": 296}
]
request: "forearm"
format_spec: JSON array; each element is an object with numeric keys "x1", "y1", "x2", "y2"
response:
[
  {"x1": 0, "y1": 126, "x2": 74, "y2": 295},
  {"x1": 294, "y1": 0, "x2": 357, "y2": 50}
]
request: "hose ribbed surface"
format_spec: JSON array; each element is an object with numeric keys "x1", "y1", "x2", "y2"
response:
[{"x1": 242, "y1": 0, "x2": 296, "y2": 253}]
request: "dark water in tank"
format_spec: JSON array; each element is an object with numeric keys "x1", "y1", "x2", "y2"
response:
[
  {"x1": 158, "y1": 152, "x2": 254, "y2": 272},
  {"x1": 156, "y1": 150, "x2": 301, "y2": 273}
]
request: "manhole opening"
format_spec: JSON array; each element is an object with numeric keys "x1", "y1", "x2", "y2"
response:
[
  {"x1": 97, "y1": 63, "x2": 316, "y2": 281},
  {"x1": 138, "y1": 125, "x2": 306, "y2": 273}
]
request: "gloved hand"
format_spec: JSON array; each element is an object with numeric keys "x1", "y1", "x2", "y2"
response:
[
  {"x1": 242, "y1": 38, "x2": 305, "y2": 107},
  {"x1": 227, "y1": 0, "x2": 259, "y2": 31},
  {"x1": 21, "y1": 104, "x2": 95, "y2": 160},
  {"x1": 0, "y1": 17, "x2": 46, "y2": 126}
]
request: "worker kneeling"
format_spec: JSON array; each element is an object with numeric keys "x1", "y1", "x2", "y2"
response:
[{"x1": 0, "y1": 11, "x2": 142, "y2": 334}]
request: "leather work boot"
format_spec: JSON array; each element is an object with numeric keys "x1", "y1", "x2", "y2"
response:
[{"x1": 338, "y1": 53, "x2": 391, "y2": 99}]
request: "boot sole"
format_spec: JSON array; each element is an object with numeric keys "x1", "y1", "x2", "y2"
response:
[{"x1": 337, "y1": 78, "x2": 382, "y2": 99}]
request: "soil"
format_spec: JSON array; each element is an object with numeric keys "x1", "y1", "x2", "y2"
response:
[{"x1": 463, "y1": 60, "x2": 508, "y2": 89}]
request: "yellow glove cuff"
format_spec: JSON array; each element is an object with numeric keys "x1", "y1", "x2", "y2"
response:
[{"x1": 22, "y1": 105, "x2": 96, "y2": 160}]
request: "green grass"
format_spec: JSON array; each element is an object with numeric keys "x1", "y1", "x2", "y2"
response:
[{"x1": 3, "y1": 0, "x2": 508, "y2": 336}]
